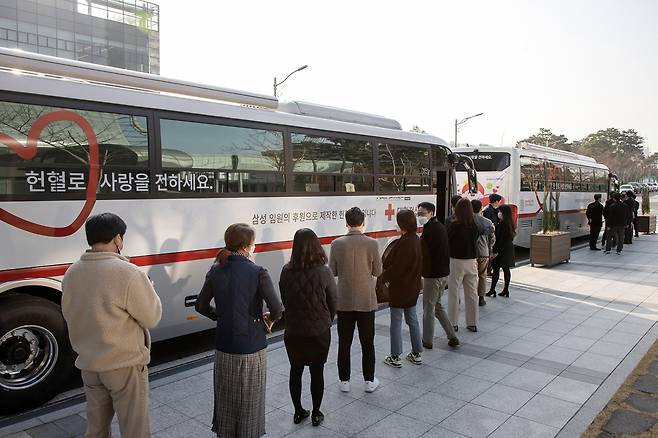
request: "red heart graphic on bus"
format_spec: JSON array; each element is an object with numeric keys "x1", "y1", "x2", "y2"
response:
[{"x1": 0, "y1": 111, "x2": 100, "y2": 237}]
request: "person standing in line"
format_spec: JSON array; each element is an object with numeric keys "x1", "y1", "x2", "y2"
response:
[
  {"x1": 632, "y1": 192, "x2": 640, "y2": 238},
  {"x1": 602, "y1": 191, "x2": 616, "y2": 249},
  {"x1": 487, "y1": 204, "x2": 516, "y2": 298},
  {"x1": 447, "y1": 198, "x2": 482, "y2": 332},
  {"x1": 62, "y1": 213, "x2": 162, "y2": 438},
  {"x1": 605, "y1": 192, "x2": 629, "y2": 255},
  {"x1": 417, "y1": 202, "x2": 460, "y2": 349},
  {"x1": 329, "y1": 207, "x2": 382, "y2": 393},
  {"x1": 471, "y1": 199, "x2": 496, "y2": 306},
  {"x1": 623, "y1": 191, "x2": 636, "y2": 244},
  {"x1": 483, "y1": 193, "x2": 502, "y2": 227},
  {"x1": 445, "y1": 194, "x2": 464, "y2": 227},
  {"x1": 586, "y1": 194, "x2": 604, "y2": 251},
  {"x1": 279, "y1": 228, "x2": 337, "y2": 427},
  {"x1": 382, "y1": 209, "x2": 425, "y2": 367},
  {"x1": 196, "y1": 223, "x2": 284, "y2": 438}
]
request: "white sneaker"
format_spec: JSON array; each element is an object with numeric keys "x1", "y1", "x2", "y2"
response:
[
  {"x1": 364, "y1": 377, "x2": 380, "y2": 393},
  {"x1": 339, "y1": 380, "x2": 351, "y2": 392}
]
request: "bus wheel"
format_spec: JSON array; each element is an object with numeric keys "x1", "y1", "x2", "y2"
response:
[{"x1": 0, "y1": 295, "x2": 75, "y2": 415}]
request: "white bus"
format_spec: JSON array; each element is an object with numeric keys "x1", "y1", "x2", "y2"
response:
[
  {"x1": 0, "y1": 48, "x2": 467, "y2": 412},
  {"x1": 454, "y1": 143, "x2": 612, "y2": 248}
]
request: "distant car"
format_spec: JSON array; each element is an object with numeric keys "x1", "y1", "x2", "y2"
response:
[
  {"x1": 650, "y1": 182, "x2": 658, "y2": 192},
  {"x1": 619, "y1": 184, "x2": 635, "y2": 194},
  {"x1": 625, "y1": 182, "x2": 640, "y2": 194}
]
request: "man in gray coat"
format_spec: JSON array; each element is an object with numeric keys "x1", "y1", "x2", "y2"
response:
[
  {"x1": 330, "y1": 207, "x2": 383, "y2": 394},
  {"x1": 471, "y1": 199, "x2": 495, "y2": 306}
]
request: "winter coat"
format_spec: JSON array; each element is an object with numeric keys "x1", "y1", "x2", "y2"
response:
[
  {"x1": 586, "y1": 201, "x2": 604, "y2": 227},
  {"x1": 492, "y1": 224, "x2": 515, "y2": 268},
  {"x1": 381, "y1": 233, "x2": 422, "y2": 309},
  {"x1": 279, "y1": 264, "x2": 337, "y2": 337},
  {"x1": 196, "y1": 255, "x2": 284, "y2": 354},
  {"x1": 420, "y1": 217, "x2": 450, "y2": 278}
]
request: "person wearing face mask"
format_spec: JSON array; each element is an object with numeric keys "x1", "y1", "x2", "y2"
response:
[
  {"x1": 61, "y1": 213, "x2": 162, "y2": 438},
  {"x1": 417, "y1": 202, "x2": 459, "y2": 349},
  {"x1": 483, "y1": 193, "x2": 502, "y2": 227},
  {"x1": 196, "y1": 223, "x2": 284, "y2": 437}
]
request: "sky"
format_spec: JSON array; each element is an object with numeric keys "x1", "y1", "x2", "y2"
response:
[{"x1": 156, "y1": 0, "x2": 658, "y2": 155}]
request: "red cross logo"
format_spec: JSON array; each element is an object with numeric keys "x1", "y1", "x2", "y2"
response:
[{"x1": 384, "y1": 203, "x2": 395, "y2": 221}]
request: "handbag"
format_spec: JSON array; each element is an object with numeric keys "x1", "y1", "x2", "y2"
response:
[{"x1": 376, "y1": 239, "x2": 398, "y2": 303}]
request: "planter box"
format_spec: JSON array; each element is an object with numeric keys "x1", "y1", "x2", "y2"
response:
[
  {"x1": 636, "y1": 214, "x2": 656, "y2": 234},
  {"x1": 530, "y1": 231, "x2": 571, "y2": 267}
]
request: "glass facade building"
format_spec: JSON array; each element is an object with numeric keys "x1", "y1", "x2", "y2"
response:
[{"x1": 0, "y1": 0, "x2": 159, "y2": 74}]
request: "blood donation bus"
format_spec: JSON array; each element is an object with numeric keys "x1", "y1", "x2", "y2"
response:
[
  {"x1": 0, "y1": 48, "x2": 471, "y2": 412},
  {"x1": 454, "y1": 143, "x2": 613, "y2": 248}
]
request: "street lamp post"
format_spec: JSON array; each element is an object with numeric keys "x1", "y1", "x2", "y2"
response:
[
  {"x1": 273, "y1": 65, "x2": 308, "y2": 97},
  {"x1": 454, "y1": 112, "x2": 484, "y2": 147}
]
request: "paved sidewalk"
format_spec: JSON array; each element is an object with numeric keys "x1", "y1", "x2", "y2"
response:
[{"x1": 1, "y1": 235, "x2": 657, "y2": 438}]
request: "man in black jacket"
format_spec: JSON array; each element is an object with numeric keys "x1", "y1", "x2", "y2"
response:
[
  {"x1": 417, "y1": 202, "x2": 459, "y2": 349},
  {"x1": 623, "y1": 191, "x2": 636, "y2": 244},
  {"x1": 632, "y1": 192, "x2": 640, "y2": 238},
  {"x1": 586, "y1": 194, "x2": 604, "y2": 250},
  {"x1": 601, "y1": 191, "x2": 616, "y2": 248},
  {"x1": 605, "y1": 192, "x2": 630, "y2": 254},
  {"x1": 483, "y1": 193, "x2": 502, "y2": 227}
]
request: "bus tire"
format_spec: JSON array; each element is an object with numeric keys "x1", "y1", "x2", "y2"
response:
[{"x1": 0, "y1": 295, "x2": 75, "y2": 415}]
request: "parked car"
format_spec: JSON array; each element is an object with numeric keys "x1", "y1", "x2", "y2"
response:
[
  {"x1": 619, "y1": 184, "x2": 635, "y2": 194},
  {"x1": 627, "y1": 182, "x2": 642, "y2": 194},
  {"x1": 651, "y1": 183, "x2": 658, "y2": 192}
]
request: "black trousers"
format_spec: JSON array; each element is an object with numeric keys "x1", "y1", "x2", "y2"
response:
[
  {"x1": 589, "y1": 224, "x2": 602, "y2": 249},
  {"x1": 606, "y1": 226, "x2": 626, "y2": 253},
  {"x1": 624, "y1": 224, "x2": 633, "y2": 244},
  {"x1": 337, "y1": 310, "x2": 375, "y2": 382}
]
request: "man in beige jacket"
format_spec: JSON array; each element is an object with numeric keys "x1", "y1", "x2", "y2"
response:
[
  {"x1": 329, "y1": 207, "x2": 382, "y2": 394},
  {"x1": 62, "y1": 213, "x2": 162, "y2": 438}
]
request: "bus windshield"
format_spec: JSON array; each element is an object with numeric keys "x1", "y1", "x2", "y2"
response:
[{"x1": 456, "y1": 152, "x2": 510, "y2": 171}]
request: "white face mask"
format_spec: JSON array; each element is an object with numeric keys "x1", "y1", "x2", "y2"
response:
[
  {"x1": 498, "y1": 212, "x2": 503, "y2": 220},
  {"x1": 417, "y1": 216, "x2": 429, "y2": 226}
]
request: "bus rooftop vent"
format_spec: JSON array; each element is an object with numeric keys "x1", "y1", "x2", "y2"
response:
[
  {"x1": 516, "y1": 142, "x2": 597, "y2": 163},
  {"x1": 278, "y1": 101, "x2": 402, "y2": 130}
]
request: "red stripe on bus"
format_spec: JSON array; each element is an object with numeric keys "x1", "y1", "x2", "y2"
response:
[
  {"x1": 0, "y1": 228, "x2": 404, "y2": 283},
  {"x1": 518, "y1": 208, "x2": 586, "y2": 219}
]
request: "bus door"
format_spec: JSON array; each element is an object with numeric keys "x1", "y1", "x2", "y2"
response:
[{"x1": 436, "y1": 169, "x2": 450, "y2": 223}]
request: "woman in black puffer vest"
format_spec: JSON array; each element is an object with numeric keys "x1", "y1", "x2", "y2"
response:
[{"x1": 279, "y1": 228, "x2": 337, "y2": 427}]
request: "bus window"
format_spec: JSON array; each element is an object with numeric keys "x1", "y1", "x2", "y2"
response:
[
  {"x1": 290, "y1": 133, "x2": 373, "y2": 193},
  {"x1": 455, "y1": 152, "x2": 510, "y2": 171},
  {"x1": 581, "y1": 167, "x2": 594, "y2": 192},
  {"x1": 378, "y1": 143, "x2": 430, "y2": 193},
  {"x1": 159, "y1": 119, "x2": 285, "y2": 195},
  {"x1": 0, "y1": 100, "x2": 148, "y2": 198}
]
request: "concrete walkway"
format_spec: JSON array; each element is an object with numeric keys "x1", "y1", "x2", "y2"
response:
[{"x1": 1, "y1": 235, "x2": 657, "y2": 438}]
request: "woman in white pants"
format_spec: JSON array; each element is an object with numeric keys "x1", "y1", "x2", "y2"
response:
[{"x1": 446, "y1": 198, "x2": 488, "y2": 332}]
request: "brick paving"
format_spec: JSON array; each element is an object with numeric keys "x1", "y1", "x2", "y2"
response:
[{"x1": 1, "y1": 234, "x2": 657, "y2": 437}]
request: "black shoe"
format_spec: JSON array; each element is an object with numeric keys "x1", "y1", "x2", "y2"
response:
[
  {"x1": 467, "y1": 325, "x2": 477, "y2": 332},
  {"x1": 479, "y1": 297, "x2": 486, "y2": 306},
  {"x1": 448, "y1": 337, "x2": 460, "y2": 347},
  {"x1": 485, "y1": 290, "x2": 496, "y2": 297},
  {"x1": 499, "y1": 291, "x2": 509, "y2": 298},
  {"x1": 311, "y1": 411, "x2": 324, "y2": 427},
  {"x1": 453, "y1": 325, "x2": 459, "y2": 332},
  {"x1": 294, "y1": 409, "x2": 310, "y2": 424}
]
